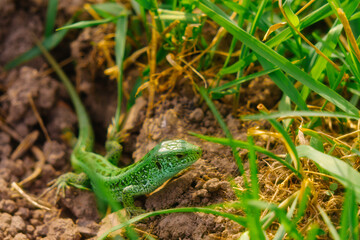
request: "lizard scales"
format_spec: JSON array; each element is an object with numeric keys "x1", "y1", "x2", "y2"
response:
[
  {"x1": 75, "y1": 140, "x2": 201, "y2": 212},
  {"x1": 37, "y1": 41, "x2": 202, "y2": 215}
]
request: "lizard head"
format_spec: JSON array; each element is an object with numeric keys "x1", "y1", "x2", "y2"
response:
[{"x1": 150, "y1": 139, "x2": 202, "y2": 174}]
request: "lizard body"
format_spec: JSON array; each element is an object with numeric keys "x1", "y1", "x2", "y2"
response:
[
  {"x1": 38, "y1": 42, "x2": 201, "y2": 215},
  {"x1": 70, "y1": 140, "x2": 201, "y2": 214}
]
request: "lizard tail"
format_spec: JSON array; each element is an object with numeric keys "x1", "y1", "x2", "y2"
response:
[{"x1": 36, "y1": 40, "x2": 94, "y2": 154}]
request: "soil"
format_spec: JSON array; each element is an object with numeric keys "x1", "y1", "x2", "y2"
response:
[{"x1": 0, "y1": 2, "x2": 291, "y2": 240}]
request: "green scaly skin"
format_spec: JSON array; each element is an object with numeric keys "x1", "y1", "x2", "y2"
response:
[{"x1": 38, "y1": 42, "x2": 202, "y2": 216}]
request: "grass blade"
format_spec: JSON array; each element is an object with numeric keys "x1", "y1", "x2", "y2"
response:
[
  {"x1": 305, "y1": 225, "x2": 321, "y2": 240},
  {"x1": 191, "y1": 132, "x2": 302, "y2": 179},
  {"x1": 212, "y1": 66, "x2": 280, "y2": 93},
  {"x1": 340, "y1": 186, "x2": 359, "y2": 240},
  {"x1": 242, "y1": 111, "x2": 360, "y2": 121},
  {"x1": 157, "y1": 9, "x2": 202, "y2": 23},
  {"x1": 5, "y1": 25, "x2": 71, "y2": 70},
  {"x1": 297, "y1": 145, "x2": 360, "y2": 203},
  {"x1": 197, "y1": 0, "x2": 359, "y2": 116},
  {"x1": 57, "y1": 17, "x2": 124, "y2": 31},
  {"x1": 273, "y1": 194, "x2": 298, "y2": 240},
  {"x1": 318, "y1": 206, "x2": 341, "y2": 240},
  {"x1": 267, "y1": 118, "x2": 301, "y2": 171},
  {"x1": 256, "y1": 53, "x2": 308, "y2": 110},
  {"x1": 198, "y1": 87, "x2": 247, "y2": 179},
  {"x1": 248, "y1": 200, "x2": 304, "y2": 240},
  {"x1": 97, "y1": 206, "x2": 247, "y2": 240},
  {"x1": 45, "y1": 0, "x2": 58, "y2": 37},
  {"x1": 91, "y1": 2, "x2": 127, "y2": 18},
  {"x1": 246, "y1": 136, "x2": 265, "y2": 240},
  {"x1": 113, "y1": 16, "x2": 128, "y2": 133}
]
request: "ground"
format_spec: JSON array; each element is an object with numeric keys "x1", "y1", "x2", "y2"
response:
[{"x1": 0, "y1": 1, "x2": 301, "y2": 240}]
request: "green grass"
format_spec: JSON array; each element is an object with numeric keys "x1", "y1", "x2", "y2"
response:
[
  {"x1": 7, "y1": 0, "x2": 360, "y2": 239},
  {"x1": 109, "y1": 0, "x2": 359, "y2": 238}
]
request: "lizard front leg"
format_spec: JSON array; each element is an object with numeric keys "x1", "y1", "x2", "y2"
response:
[
  {"x1": 122, "y1": 185, "x2": 147, "y2": 216},
  {"x1": 42, "y1": 172, "x2": 90, "y2": 198},
  {"x1": 105, "y1": 140, "x2": 123, "y2": 166}
]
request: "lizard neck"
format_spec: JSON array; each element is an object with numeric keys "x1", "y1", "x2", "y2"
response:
[{"x1": 73, "y1": 150, "x2": 122, "y2": 177}]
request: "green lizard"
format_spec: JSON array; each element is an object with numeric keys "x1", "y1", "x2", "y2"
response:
[{"x1": 37, "y1": 42, "x2": 202, "y2": 216}]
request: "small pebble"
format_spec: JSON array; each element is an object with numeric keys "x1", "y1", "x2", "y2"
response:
[
  {"x1": 203, "y1": 178, "x2": 227, "y2": 192},
  {"x1": 26, "y1": 225, "x2": 35, "y2": 233},
  {"x1": 193, "y1": 189, "x2": 210, "y2": 198},
  {"x1": 77, "y1": 219, "x2": 100, "y2": 238},
  {"x1": 13, "y1": 233, "x2": 28, "y2": 240},
  {"x1": 163, "y1": 109, "x2": 178, "y2": 127},
  {"x1": 15, "y1": 207, "x2": 30, "y2": 219},
  {"x1": 0, "y1": 212, "x2": 12, "y2": 230},
  {"x1": 43, "y1": 141, "x2": 67, "y2": 168},
  {"x1": 204, "y1": 120, "x2": 211, "y2": 127},
  {"x1": 47, "y1": 218, "x2": 81, "y2": 240},
  {"x1": 0, "y1": 132, "x2": 11, "y2": 145},
  {"x1": 32, "y1": 209, "x2": 45, "y2": 219},
  {"x1": 34, "y1": 224, "x2": 48, "y2": 237},
  {"x1": 189, "y1": 108, "x2": 204, "y2": 122},
  {"x1": 29, "y1": 219, "x2": 41, "y2": 226},
  {"x1": 0, "y1": 199, "x2": 17, "y2": 213},
  {"x1": 0, "y1": 145, "x2": 12, "y2": 157},
  {"x1": 11, "y1": 216, "x2": 26, "y2": 232},
  {"x1": 0, "y1": 168, "x2": 11, "y2": 182},
  {"x1": 8, "y1": 225, "x2": 18, "y2": 236},
  {"x1": 43, "y1": 211, "x2": 57, "y2": 223}
]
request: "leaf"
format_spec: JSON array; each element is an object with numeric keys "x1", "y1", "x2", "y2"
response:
[
  {"x1": 219, "y1": 57, "x2": 246, "y2": 75},
  {"x1": 297, "y1": 145, "x2": 360, "y2": 203},
  {"x1": 247, "y1": 200, "x2": 303, "y2": 240},
  {"x1": 198, "y1": 87, "x2": 246, "y2": 177},
  {"x1": 273, "y1": 195, "x2": 298, "y2": 240},
  {"x1": 263, "y1": 22, "x2": 287, "y2": 41},
  {"x1": 91, "y1": 2, "x2": 126, "y2": 18},
  {"x1": 97, "y1": 207, "x2": 247, "y2": 240},
  {"x1": 134, "y1": 0, "x2": 153, "y2": 10},
  {"x1": 242, "y1": 111, "x2": 360, "y2": 121},
  {"x1": 283, "y1": 0, "x2": 299, "y2": 27},
  {"x1": 113, "y1": 16, "x2": 128, "y2": 133},
  {"x1": 197, "y1": 0, "x2": 359, "y2": 117},
  {"x1": 305, "y1": 225, "x2": 321, "y2": 240},
  {"x1": 256, "y1": 53, "x2": 308, "y2": 110},
  {"x1": 246, "y1": 136, "x2": 265, "y2": 240},
  {"x1": 318, "y1": 206, "x2": 341, "y2": 240},
  {"x1": 157, "y1": 9, "x2": 202, "y2": 23},
  {"x1": 267, "y1": 118, "x2": 301, "y2": 171},
  {"x1": 340, "y1": 187, "x2": 359, "y2": 240},
  {"x1": 212, "y1": 66, "x2": 280, "y2": 93},
  {"x1": 57, "y1": 17, "x2": 123, "y2": 31},
  {"x1": 222, "y1": 0, "x2": 249, "y2": 15},
  {"x1": 45, "y1": 0, "x2": 58, "y2": 37},
  {"x1": 191, "y1": 132, "x2": 302, "y2": 179}
]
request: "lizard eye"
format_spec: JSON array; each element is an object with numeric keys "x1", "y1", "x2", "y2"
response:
[
  {"x1": 155, "y1": 161, "x2": 162, "y2": 169},
  {"x1": 176, "y1": 153, "x2": 185, "y2": 159}
]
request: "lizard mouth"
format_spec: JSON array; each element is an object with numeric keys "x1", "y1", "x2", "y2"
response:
[{"x1": 179, "y1": 151, "x2": 201, "y2": 166}]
